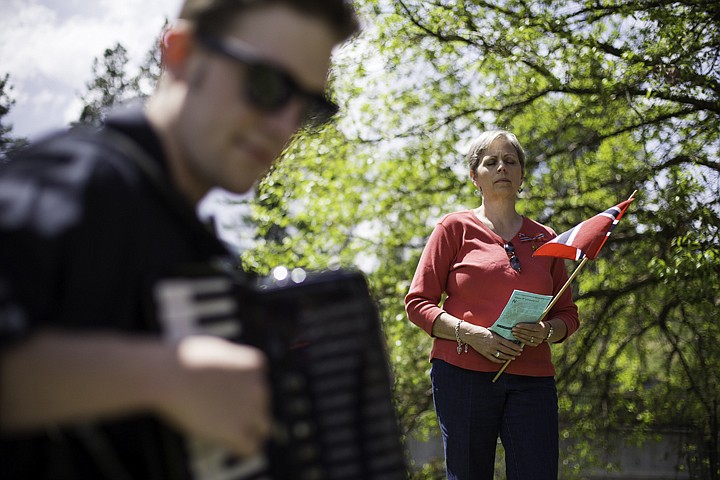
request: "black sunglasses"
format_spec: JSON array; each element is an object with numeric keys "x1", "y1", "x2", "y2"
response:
[
  {"x1": 197, "y1": 34, "x2": 339, "y2": 129},
  {"x1": 503, "y1": 242, "x2": 522, "y2": 273}
]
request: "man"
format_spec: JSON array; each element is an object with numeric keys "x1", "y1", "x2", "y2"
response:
[{"x1": 0, "y1": 1, "x2": 359, "y2": 478}]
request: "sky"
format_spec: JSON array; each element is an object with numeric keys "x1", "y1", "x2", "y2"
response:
[{"x1": 1, "y1": 0, "x2": 183, "y2": 140}]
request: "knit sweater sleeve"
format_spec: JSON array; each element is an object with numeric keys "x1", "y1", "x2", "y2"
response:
[{"x1": 404, "y1": 220, "x2": 457, "y2": 336}]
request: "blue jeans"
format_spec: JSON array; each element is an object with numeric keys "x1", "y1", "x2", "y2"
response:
[{"x1": 431, "y1": 359, "x2": 559, "y2": 480}]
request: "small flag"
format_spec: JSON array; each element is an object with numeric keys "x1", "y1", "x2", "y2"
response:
[
  {"x1": 493, "y1": 192, "x2": 636, "y2": 383},
  {"x1": 533, "y1": 196, "x2": 635, "y2": 261}
]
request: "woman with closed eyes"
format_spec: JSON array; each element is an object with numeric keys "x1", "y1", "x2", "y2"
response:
[{"x1": 405, "y1": 129, "x2": 580, "y2": 480}]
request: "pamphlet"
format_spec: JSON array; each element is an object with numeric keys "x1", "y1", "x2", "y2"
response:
[{"x1": 490, "y1": 290, "x2": 553, "y2": 342}]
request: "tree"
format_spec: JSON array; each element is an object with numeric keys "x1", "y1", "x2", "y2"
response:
[
  {"x1": 135, "y1": 20, "x2": 168, "y2": 97},
  {"x1": 75, "y1": 43, "x2": 142, "y2": 126},
  {"x1": 61, "y1": 5, "x2": 719, "y2": 475},
  {"x1": 74, "y1": 26, "x2": 165, "y2": 128},
  {"x1": 242, "y1": 1, "x2": 719, "y2": 477},
  {"x1": 0, "y1": 74, "x2": 28, "y2": 162}
]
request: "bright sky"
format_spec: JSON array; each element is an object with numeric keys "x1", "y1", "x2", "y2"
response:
[{"x1": 1, "y1": 0, "x2": 183, "y2": 140}]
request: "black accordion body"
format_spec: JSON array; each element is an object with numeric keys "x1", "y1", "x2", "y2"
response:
[{"x1": 154, "y1": 265, "x2": 409, "y2": 480}]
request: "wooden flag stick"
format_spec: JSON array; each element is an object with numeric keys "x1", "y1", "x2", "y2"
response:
[{"x1": 491, "y1": 257, "x2": 589, "y2": 383}]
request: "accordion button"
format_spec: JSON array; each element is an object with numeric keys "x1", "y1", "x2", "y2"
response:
[
  {"x1": 294, "y1": 444, "x2": 318, "y2": 461},
  {"x1": 273, "y1": 424, "x2": 289, "y2": 444},
  {"x1": 292, "y1": 421, "x2": 314, "y2": 439},
  {"x1": 300, "y1": 467, "x2": 324, "y2": 480},
  {"x1": 285, "y1": 398, "x2": 311, "y2": 416},
  {"x1": 280, "y1": 374, "x2": 306, "y2": 392}
]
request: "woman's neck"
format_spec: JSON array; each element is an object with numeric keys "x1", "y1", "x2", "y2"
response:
[{"x1": 475, "y1": 200, "x2": 523, "y2": 241}]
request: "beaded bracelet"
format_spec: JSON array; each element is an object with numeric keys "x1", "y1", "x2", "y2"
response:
[{"x1": 455, "y1": 319, "x2": 468, "y2": 354}]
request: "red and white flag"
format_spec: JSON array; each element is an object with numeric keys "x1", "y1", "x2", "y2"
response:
[{"x1": 533, "y1": 196, "x2": 635, "y2": 261}]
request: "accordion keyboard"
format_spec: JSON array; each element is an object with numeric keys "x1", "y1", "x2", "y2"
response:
[{"x1": 155, "y1": 267, "x2": 408, "y2": 480}]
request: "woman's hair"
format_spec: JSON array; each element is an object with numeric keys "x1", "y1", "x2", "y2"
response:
[
  {"x1": 180, "y1": 0, "x2": 360, "y2": 42},
  {"x1": 466, "y1": 130, "x2": 526, "y2": 176}
]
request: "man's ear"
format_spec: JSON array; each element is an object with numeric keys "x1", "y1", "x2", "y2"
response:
[{"x1": 161, "y1": 22, "x2": 194, "y2": 77}]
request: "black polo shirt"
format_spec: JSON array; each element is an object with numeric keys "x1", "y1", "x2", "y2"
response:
[{"x1": 0, "y1": 105, "x2": 233, "y2": 479}]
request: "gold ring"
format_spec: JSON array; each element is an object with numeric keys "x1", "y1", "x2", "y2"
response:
[
  {"x1": 530, "y1": 337, "x2": 535, "y2": 343},
  {"x1": 494, "y1": 351, "x2": 500, "y2": 358}
]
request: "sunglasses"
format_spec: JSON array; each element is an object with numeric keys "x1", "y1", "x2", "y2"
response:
[
  {"x1": 503, "y1": 242, "x2": 522, "y2": 273},
  {"x1": 197, "y1": 34, "x2": 339, "y2": 129}
]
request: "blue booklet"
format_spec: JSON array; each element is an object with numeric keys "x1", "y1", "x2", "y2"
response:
[{"x1": 489, "y1": 290, "x2": 553, "y2": 341}]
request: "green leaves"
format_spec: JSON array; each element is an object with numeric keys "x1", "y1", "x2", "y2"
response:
[
  {"x1": 69, "y1": 2, "x2": 718, "y2": 474},
  {"x1": 75, "y1": 37, "x2": 163, "y2": 127},
  {"x1": 244, "y1": 1, "x2": 718, "y2": 476}
]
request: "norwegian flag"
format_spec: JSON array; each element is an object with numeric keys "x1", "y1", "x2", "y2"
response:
[{"x1": 533, "y1": 196, "x2": 635, "y2": 261}]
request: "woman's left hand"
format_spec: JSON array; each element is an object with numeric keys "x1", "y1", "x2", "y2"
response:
[{"x1": 512, "y1": 321, "x2": 550, "y2": 347}]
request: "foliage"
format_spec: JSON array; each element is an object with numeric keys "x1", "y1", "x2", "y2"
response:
[
  {"x1": 63, "y1": 2, "x2": 719, "y2": 475},
  {"x1": 74, "y1": 43, "x2": 139, "y2": 126},
  {"x1": 74, "y1": 33, "x2": 164, "y2": 126},
  {"x1": 244, "y1": 0, "x2": 720, "y2": 478},
  {"x1": 0, "y1": 74, "x2": 28, "y2": 163},
  {"x1": 135, "y1": 20, "x2": 167, "y2": 96}
]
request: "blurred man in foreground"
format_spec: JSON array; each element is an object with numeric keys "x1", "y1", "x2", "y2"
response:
[{"x1": 0, "y1": 1, "x2": 359, "y2": 477}]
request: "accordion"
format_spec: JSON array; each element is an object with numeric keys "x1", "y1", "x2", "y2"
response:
[{"x1": 154, "y1": 265, "x2": 409, "y2": 480}]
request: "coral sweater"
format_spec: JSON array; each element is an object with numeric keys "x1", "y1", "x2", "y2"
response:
[{"x1": 405, "y1": 210, "x2": 579, "y2": 377}]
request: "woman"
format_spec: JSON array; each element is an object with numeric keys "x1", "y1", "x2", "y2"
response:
[{"x1": 405, "y1": 130, "x2": 579, "y2": 480}]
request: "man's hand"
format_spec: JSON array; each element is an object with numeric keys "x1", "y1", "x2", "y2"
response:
[
  {"x1": 1, "y1": 331, "x2": 272, "y2": 458},
  {"x1": 161, "y1": 336, "x2": 271, "y2": 457}
]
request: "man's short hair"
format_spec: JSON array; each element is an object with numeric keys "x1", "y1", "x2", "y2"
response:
[{"x1": 178, "y1": 0, "x2": 359, "y2": 42}]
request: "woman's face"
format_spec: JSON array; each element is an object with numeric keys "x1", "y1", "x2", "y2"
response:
[{"x1": 471, "y1": 136, "x2": 524, "y2": 198}]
